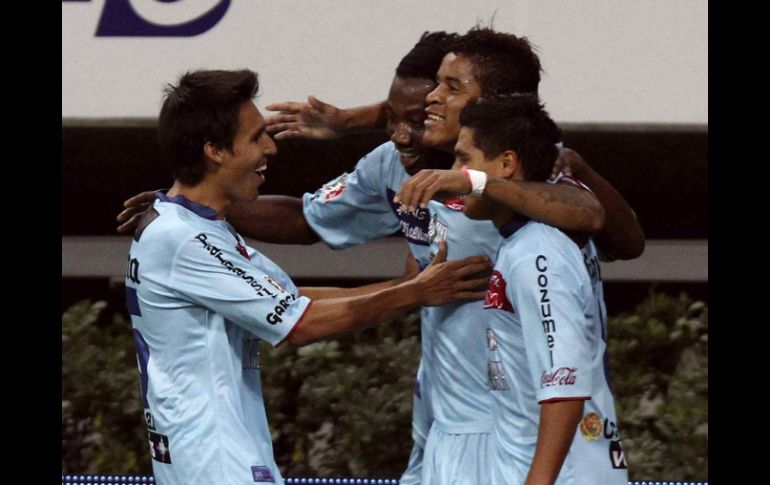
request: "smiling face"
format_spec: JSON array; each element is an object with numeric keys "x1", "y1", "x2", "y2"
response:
[
  {"x1": 423, "y1": 53, "x2": 482, "y2": 151},
  {"x1": 215, "y1": 101, "x2": 277, "y2": 203},
  {"x1": 386, "y1": 76, "x2": 437, "y2": 175}
]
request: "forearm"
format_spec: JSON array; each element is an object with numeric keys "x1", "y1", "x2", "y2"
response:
[
  {"x1": 342, "y1": 101, "x2": 387, "y2": 132},
  {"x1": 290, "y1": 281, "x2": 420, "y2": 344},
  {"x1": 300, "y1": 274, "x2": 414, "y2": 300},
  {"x1": 575, "y1": 169, "x2": 645, "y2": 259},
  {"x1": 525, "y1": 400, "x2": 585, "y2": 485},
  {"x1": 484, "y1": 178, "x2": 605, "y2": 233},
  {"x1": 225, "y1": 195, "x2": 320, "y2": 244}
]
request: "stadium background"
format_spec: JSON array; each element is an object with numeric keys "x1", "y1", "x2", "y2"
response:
[{"x1": 61, "y1": 0, "x2": 708, "y2": 481}]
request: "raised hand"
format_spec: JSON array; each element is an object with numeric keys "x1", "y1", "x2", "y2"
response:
[
  {"x1": 116, "y1": 190, "x2": 160, "y2": 234},
  {"x1": 413, "y1": 241, "x2": 490, "y2": 306},
  {"x1": 265, "y1": 95, "x2": 347, "y2": 140},
  {"x1": 394, "y1": 169, "x2": 471, "y2": 212}
]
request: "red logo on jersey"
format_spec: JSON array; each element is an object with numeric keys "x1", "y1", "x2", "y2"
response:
[
  {"x1": 541, "y1": 367, "x2": 577, "y2": 388},
  {"x1": 235, "y1": 241, "x2": 250, "y2": 260},
  {"x1": 443, "y1": 195, "x2": 465, "y2": 211},
  {"x1": 484, "y1": 270, "x2": 514, "y2": 312}
]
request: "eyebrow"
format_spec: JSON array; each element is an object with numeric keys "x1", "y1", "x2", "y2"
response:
[
  {"x1": 454, "y1": 147, "x2": 469, "y2": 158},
  {"x1": 251, "y1": 123, "x2": 266, "y2": 139}
]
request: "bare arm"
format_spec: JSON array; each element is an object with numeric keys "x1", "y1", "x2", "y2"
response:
[
  {"x1": 300, "y1": 252, "x2": 419, "y2": 300},
  {"x1": 266, "y1": 96, "x2": 387, "y2": 141},
  {"x1": 225, "y1": 195, "x2": 320, "y2": 245},
  {"x1": 524, "y1": 400, "x2": 585, "y2": 485},
  {"x1": 394, "y1": 169, "x2": 605, "y2": 233},
  {"x1": 552, "y1": 148, "x2": 645, "y2": 260},
  {"x1": 288, "y1": 243, "x2": 489, "y2": 345}
]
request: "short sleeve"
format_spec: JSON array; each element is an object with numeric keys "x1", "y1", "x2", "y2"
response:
[
  {"x1": 506, "y1": 250, "x2": 593, "y2": 403},
  {"x1": 303, "y1": 143, "x2": 401, "y2": 249},
  {"x1": 170, "y1": 231, "x2": 311, "y2": 346}
]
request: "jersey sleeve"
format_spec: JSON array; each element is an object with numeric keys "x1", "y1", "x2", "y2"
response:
[
  {"x1": 169, "y1": 230, "x2": 311, "y2": 346},
  {"x1": 506, "y1": 250, "x2": 594, "y2": 403},
  {"x1": 303, "y1": 143, "x2": 401, "y2": 249}
]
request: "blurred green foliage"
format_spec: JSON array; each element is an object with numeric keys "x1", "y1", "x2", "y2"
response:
[{"x1": 62, "y1": 292, "x2": 707, "y2": 480}]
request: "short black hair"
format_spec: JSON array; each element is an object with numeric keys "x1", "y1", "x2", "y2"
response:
[
  {"x1": 459, "y1": 94, "x2": 560, "y2": 182},
  {"x1": 158, "y1": 69, "x2": 259, "y2": 186},
  {"x1": 451, "y1": 27, "x2": 541, "y2": 96},
  {"x1": 396, "y1": 31, "x2": 459, "y2": 80}
]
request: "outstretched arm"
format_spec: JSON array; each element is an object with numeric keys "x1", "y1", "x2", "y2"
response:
[
  {"x1": 288, "y1": 242, "x2": 489, "y2": 345},
  {"x1": 265, "y1": 96, "x2": 387, "y2": 141},
  {"x1": 551, "y1": 148, "x2": 645, "y2": 260},
  {"x1": 225, "y1": 195, "x2": 320, "y2": 244},
  {"x1": 394, "y1": 169, "x2": 605, "y2": 233},
  {"x1": 300, "y1": 251, "x2": 419, "y2": 300}
]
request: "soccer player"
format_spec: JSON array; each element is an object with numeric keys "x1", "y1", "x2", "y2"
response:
[
  {"x1": 416, "y1": 93, "x2": 629, "y2": 485},
  {"x1": 125, "y1": 69, "x2": 492, "y2": 485},
  {"x1": 117, "y1": 32, "x2": 608, "y2": 485}
]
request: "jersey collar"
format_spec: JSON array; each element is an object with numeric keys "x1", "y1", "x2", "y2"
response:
[
  {"x1": 498, "y1": 215, "x2": 530, "y2": 239},
  {"x1": 156, "y1": 193, "x2": 217, "y2": 221}
]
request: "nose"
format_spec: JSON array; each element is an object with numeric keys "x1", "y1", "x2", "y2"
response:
[
  {"x1": 390, "y1": 123, "x2": 412, "y2": 146},
  {"x1": 426, "y1": 84, "x2": 442, "y2": 105},
  {"x1": 264, "y1": 134, "x2": 278, "y2": 156}
]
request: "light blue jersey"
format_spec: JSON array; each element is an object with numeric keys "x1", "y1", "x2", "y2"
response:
[
  {"x1": 483, "y1": 218, "x2": 628, "y2": 485},
  {"x1": 302, "y1": 142, "x2": 435, "y2": 483},
  {"x1": 303, "y1": 142, "x2": 503, "y2": 484},
  {"x1": 125, "y1": 194, "x2": 312, "y2": 485}
]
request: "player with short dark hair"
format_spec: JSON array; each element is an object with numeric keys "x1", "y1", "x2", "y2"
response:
[
  {"x1": 448, "y1": 94, "x2": 629, "y2": 485},
  {"x1": 125, "y1": 68, "x2": 490, "y2": 485}
]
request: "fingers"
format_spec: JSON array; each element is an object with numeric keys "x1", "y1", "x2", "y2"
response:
[
  {"x1": 395, "y1": 172, "x2": 433, "y2": 211},
  {"x1": 265, "y1": 113, "x2": 299, "y2": 125},
  {"x1": 123, "y1": 190, "x2": 159, "y2": 209},
  {"x1": 266, "y1": 122, "x2": 300, "y2": 135},
  {"x1": 272, "y1": 129, "x2": 304, "y2": 141},
  {"x1": 116, "y1": 206, "x2": 141, "y2": 223},
  {"x1": 307, "y1": 95, "x2": 333, "y2": 112},
  {"x1": 456, "y1": 276, "x2": 491, "y2": 290},
  {"x1": 265, "y1": 101, "x2": 305, "y2": 113},
  {"x1": 451, "y1": 260, "x2": 492, "y2": 278},
  {"x1": 116, "y1": 213, "x2": 142, "y2": 234},
  {"x1": 449, "y1": 290, "x2": 487, "y2": 302}
]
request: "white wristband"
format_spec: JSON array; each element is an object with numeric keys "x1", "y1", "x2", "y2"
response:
[{"x1": 462, "y1": 166, "x2": 487, "y2": 195}]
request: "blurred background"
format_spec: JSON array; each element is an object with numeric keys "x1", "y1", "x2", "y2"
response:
[{"x1": 62, "y1": 0, "x2": 707, "y2": 481}]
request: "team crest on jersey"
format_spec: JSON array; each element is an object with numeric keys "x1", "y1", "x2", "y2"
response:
[
  {"x1": 262, "y1": 275, "x2": 287, "y2": 294},
  {"x1": 579, "y1": 412, "x2": 604, "y2": 441},
  {"x1": 484, "y1": 270, "x2": 514, "y2": 312},
  {"x1": 443, "y1": 195, "x2": 465, "y2": 211},
  {"x1": 313, "y1": 173, "x2": 348, "y2": 203}
]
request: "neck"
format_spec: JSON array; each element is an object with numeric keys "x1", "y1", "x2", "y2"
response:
[
  {"x1": 167, "y1": 181, "x2": 229, "y2": 219},
  {"x1": 491, "y1": 205, "x2": 517, "y2": 229}
]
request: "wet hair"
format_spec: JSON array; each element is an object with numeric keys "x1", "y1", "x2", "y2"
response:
[
  {"x1": 396, "y1": 31, "x2": 460, "y2": 80},
  {"x1": 451, "y1": 27, "x2": 542, "y2": 96},
  {"x1": 158, "y1": 69, "x2": 259, "y2": 186},
  {"x1": 459, "y1": 94, "x2": 560, "y2": 181}
]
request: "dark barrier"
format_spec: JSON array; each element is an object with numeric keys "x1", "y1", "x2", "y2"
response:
[{"x1": 61, "y1": 122, "x2": 707, "y2": 239}]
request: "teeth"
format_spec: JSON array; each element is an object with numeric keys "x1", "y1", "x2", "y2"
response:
[{"x1": 427, "y1": 114, "x2": 444, "y2": 121}]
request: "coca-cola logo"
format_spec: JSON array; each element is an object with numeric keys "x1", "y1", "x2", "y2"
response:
[
  {"x1": 540, "y1": 367, "x2": 577, "y2": 388},
  {"x1": 483, "y1": 270, "x2": 514, "y2": 312}
]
